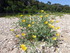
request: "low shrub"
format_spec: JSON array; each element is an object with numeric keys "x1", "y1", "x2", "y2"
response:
[{"x1": 11, "y1": 10, "x2": 60, "y2": 52}]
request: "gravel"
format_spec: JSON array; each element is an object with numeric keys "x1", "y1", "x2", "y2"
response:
[
  {"x1": 0, "y1": 17, "x2": 19, "y2": 53},
  {"x1": 54, "y1": 14, "x2": 70, "y2": 53}
]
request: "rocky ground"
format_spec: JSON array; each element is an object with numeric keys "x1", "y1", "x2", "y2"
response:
[
  {"x1": 0, "y1": 17, "x2": 19, "y2": 53},
  {"x1": 54, "y1": 14, "x2": 70, "y2": 53},
  {"x1": 0, "y1": 14, "x2": 70, "y2": 53}
]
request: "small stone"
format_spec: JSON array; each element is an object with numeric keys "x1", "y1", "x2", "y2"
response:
[{"x1": 10, "y1": 48, "x2": 18, "y2": 53}]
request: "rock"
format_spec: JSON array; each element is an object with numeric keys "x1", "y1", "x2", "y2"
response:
[{"x1": 10, "y1": 48, "x2": 18, "y2": 53}]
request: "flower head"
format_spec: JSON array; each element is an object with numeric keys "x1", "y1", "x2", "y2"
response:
[
  {"x1": 40, "y1": 10, "x2": 44, "y2": 13},
  {"x1": 54, "y1": 27, "x2": 60, "y2": 30},
  {"x1": 50, "y1": 25, "x2": 55, "y2": 28},
  {"x1": 10, "y1": 29, "x2": 14, "y2": 31},
  {"x1": 16, "y1": 35, "x2": 20, "y2": 37},
  {"x1": 44, "y1": 21, "x2": 48, "y2": 24},
  {"x1": 52, "y1": 37, "x2": 57, "y2": 40},
  {"x1": 56, "y1": 20, "x2": 60, "y2": 23},
  {"x1": 32, "y1": 22, "x2": 34, "y2": 24},
  {"x1": 28, "y1": 24, "x2": 31, "y2": 27},
  {"x1": 32, "y1": 35, "x2": 36, "y2": 38},
  {"x1": 50, "y1": 20, "x2": 54, "y2": 23},
  {"x1": 48, "y1": 24, "x2": 52, "y2": 26},
  {"x1": 54, "y1": 27, "x2": 58, "y2": 30},
  {"x1": 21, "y1": 33, "x2": 26, "y2": 36},
  {"x1": 22, "y1": 20, "x2": 26, "y2": 22},
  {"x1": 48, "y1": 24, "x2": 54, "y2": 28},
  {"x1": 20, "y1": 44, "x2": 27, "y2": 51},
  {"x1": 20, "y1": 15, "x2": 23, "y2": 17},
  {"x1": 20, "y1": 44, "x2": 25, "y2": 47},
  {"x1": 56, "y1": 33, "x2": 60, "y2": 36},
  {"x1": 57, "y1": 27, "x2": 60, "y2": 29},
  {"x1": 40, "y1": 15, "x2": 43, "y2": 18}
]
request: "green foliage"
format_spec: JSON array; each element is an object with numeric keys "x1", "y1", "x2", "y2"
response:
[
  {"x1": 0, "y1": 0, "x2": 70, "y2": 15},
  {"x1": 17, "y1": 12, "x2": 60, "y2": 46}
]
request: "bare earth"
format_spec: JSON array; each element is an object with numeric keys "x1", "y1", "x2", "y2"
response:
[{"x1": 0, "y1": 14, "x2": 70, "y2": 53}]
